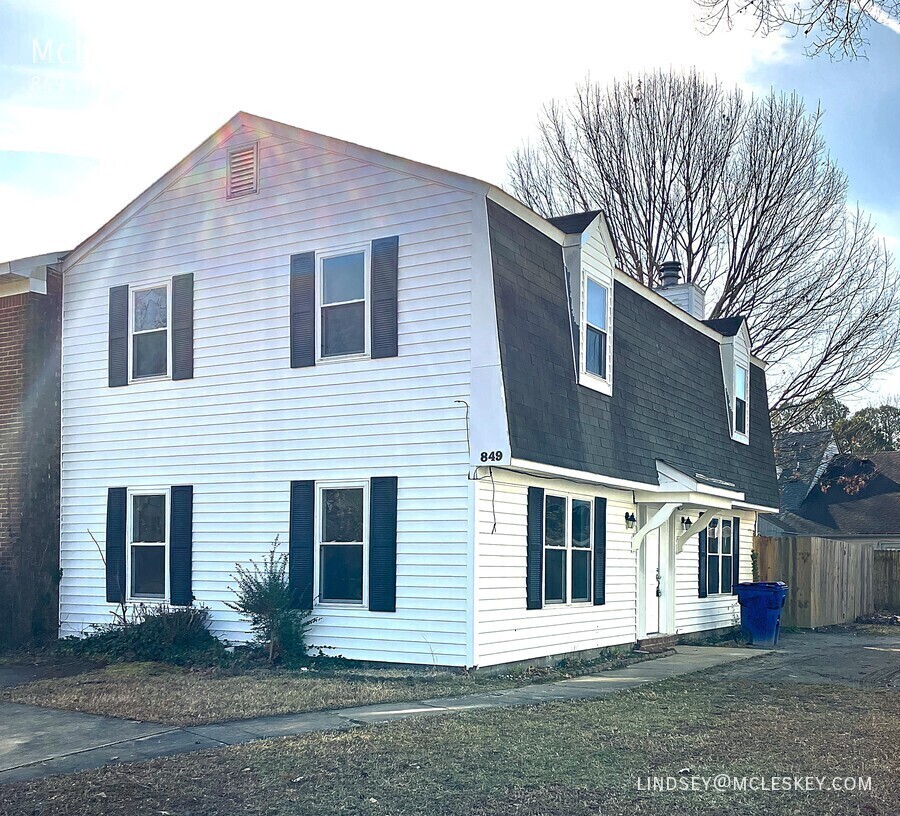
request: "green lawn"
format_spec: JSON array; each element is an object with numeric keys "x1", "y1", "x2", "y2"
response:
[{"x1": 3, "y1": 674, "x2": 897, "y2": 816}]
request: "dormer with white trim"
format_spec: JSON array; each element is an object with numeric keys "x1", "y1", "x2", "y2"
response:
[
  {"x1": 705, "y1": 317, "x2": 752, "y2": 445},
  {"x1": 551, "y1": 211, "x2": 617, "y2": 397}
]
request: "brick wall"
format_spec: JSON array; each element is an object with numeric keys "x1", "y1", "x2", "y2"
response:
[{"x1": 0, "y1": 270, "x2": 61, "y2": 646}]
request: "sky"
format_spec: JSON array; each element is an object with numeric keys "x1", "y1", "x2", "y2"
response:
[{"x1": 0, "y1": 0, "x2": 897, "y2": 402}]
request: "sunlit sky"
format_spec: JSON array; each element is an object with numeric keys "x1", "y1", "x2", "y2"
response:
[{"x1": 1, "y1": 0, "x2": 898, "y2": 402}]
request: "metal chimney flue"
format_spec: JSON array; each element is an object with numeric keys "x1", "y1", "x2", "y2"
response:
[
  {"x1": 654, "y1": 259, "x2": 706, "y2": 320},
  {"x1": 659, "y1": 260, "x2": 682, "y2": 288}
]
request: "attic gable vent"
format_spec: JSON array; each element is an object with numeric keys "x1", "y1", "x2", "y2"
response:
[{"x1": 227, "y1": 143, "x2": 258, "y2": 198}]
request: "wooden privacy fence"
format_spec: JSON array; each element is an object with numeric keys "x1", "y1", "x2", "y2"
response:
[
  {"x1": 754, "y1": 536, "x2": 876, "y2": 628},
  {"x1": 874, "y1": 550, "x2": 900, "y2": 613}
]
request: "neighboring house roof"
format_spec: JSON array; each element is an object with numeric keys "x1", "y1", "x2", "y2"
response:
[
  {"x1": 765, "y1": 451, "x2": 900, "y2": 537},
  {"x1": 774, "y1": 429, "x2": 837, "y2": 512},
  {"x1": 547, "y1": 211, "x2": 602, "y2": 235},
  {"x1": 701, "y1": 316, "x2": 746, "y2": 337},
  {"x1": 486, "y1": 199, "x2": 779, "y2": 509}
]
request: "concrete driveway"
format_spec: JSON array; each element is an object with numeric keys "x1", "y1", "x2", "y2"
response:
[{"x1": 713, "y1": 628, "x2": 900, "y2": 687}]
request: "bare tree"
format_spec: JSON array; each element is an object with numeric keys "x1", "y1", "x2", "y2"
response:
[
  {"x1": 695, "y1": 0, "x2": 900, "y2": 59},
  {"x1": 508, "y1": 71, "x2": 900, "y2": 437}
]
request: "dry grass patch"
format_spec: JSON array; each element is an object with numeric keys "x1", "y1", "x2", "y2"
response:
[
  {"x1": 2, "y1": 662, "x2": 519, "y2": 725},
  {"x1": 3, "y1": 676, "x2": 898, "y2": 816}
]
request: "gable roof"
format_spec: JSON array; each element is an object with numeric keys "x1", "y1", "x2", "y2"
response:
[
  {"x1": 774, "y1": 429, "x2": 836, "y2": 512},
  {"x1": 766, "y1": 451, "x2": 900, "y2": 537},
  {"x1": 62, "y1": 111, "x2": 505, "y2": 272},
  {"x1": 702, "y1": 316, "x2": 746, "y2": 337},
  {"x1": 547, "y1": 211, "x2": 602, "y2": 235},
  {"x1": 486, "y1": 198, "x2": 779, "y2": 508}
]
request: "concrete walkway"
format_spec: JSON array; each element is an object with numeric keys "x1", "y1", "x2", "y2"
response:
[{"x1": 0, "y1": 645, "x2": 760, "y2": 784}]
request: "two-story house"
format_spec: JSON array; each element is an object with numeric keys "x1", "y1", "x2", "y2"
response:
[{"x1": 58, "y1": 112, "x2": 778, "y2": 668}]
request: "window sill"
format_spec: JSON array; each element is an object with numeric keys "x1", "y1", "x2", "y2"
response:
[
  {"x1": 731, "y1": 431, "x2": 750, "y2": 446},
  {"x1": 316, "y1": 600, "x2": 365, "y2": 609},
  {"x1": 128, "y1": 375, "x2": 171, "y2": 385},
  {"x1": 578, "y1": 371, "x2": 612, "y2": 397},
  {"x1": 315, "y1": 353, "x2": 371, "y2": 366}
]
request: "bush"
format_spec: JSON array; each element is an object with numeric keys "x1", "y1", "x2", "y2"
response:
[
  {"x1": 64, "y1": 605, "x2": 225, "y2": 665},
  {"x1": 226, "y1": 540, "x2": 315, "y2": 665}
]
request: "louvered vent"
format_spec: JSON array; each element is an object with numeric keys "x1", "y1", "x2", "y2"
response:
[{"x1": 227, "y1": 143, "x2": 258, "y2": 198}]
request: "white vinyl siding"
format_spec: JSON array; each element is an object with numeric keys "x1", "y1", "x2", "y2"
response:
[
  {"x1": 474, "y1": 470, "x2": 637, "y2": 667},
  {"x1": 59, "y1": 127, "x2": 477, "y2": 666},
  {"x1": 674, "y1": 509, "x2": 755, "y2": 634}
]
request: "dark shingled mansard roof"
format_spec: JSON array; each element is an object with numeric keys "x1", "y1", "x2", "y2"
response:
[{"x1": 487, "y1": 200, "x2": 779, "y2": 509}]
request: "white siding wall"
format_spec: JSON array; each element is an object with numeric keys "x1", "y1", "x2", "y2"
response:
[
  {"x1": 474, "y1": 470, "x2": 638, "y2": 667},
  {"x1": 674, "y1": 509, "x2": 756, "y2": 634},
  {"x1": 59, "y1": 125, "x2": 478, "y2": 666}
]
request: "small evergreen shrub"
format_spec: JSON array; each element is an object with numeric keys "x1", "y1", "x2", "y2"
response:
[
  {"x1": 63, "y1": 605, "x2": 225, "y2": 665},
  {"x1": 226, "y1": 540, "x2": 316, "y2": 665}
]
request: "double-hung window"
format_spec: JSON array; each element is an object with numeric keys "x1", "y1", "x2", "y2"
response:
[
  {"x1": 317, "y1": 483, "x2": 367, "y2": 604},
  {"x1": 128, "y1": 491, "x2": 168, "y2": 601},
  {"x1": 580, "y1": 270, "x2": 612, "y2": 394},
  {"x1": 318, "y1": 249, "x2": 368, "y2": 359},
  {"x1": 131, "y1": 283, "x2": 169, "y2": 379},
  {"x1": 704, "y1": 518, "x2": 733, "y2": 596},
  {"x1": 544, "y1": 494, "x2": 593, "y2": 604},
  {"x1": 734, "y1": 366, "x2": 749, "y2": 437}
]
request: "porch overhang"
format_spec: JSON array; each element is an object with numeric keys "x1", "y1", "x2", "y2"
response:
[{"x1": 631, "y1": 461, "x2": 748, "y2": 553}]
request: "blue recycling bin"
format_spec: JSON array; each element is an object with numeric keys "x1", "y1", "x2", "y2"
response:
[{"x1": 734, "y1": 582, "x2": 789, "y2": 647}]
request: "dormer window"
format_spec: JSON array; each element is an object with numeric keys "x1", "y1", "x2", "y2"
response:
[
  {"x1": 734, "y1": 365, "x2": 748, "y2": 436},
  {"x1": 585, "y1": 278, "x2": 608, "y2": 378},
  {"x1": 579, "y1": 270, "x2": 612, "y2": 394}
]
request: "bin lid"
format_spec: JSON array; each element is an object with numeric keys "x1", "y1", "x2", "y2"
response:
[{"x1": 734, "y1": 581, "x2": 789, "y2": 591}]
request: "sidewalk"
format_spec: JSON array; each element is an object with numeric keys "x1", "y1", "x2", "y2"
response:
[{"x1": 0, "y1": 645, "x2": 762, "y2": 784}]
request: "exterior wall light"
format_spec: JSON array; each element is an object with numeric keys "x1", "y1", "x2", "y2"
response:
[{"x1": 624, "y1": 512, "x2": 637, "y2": 530}]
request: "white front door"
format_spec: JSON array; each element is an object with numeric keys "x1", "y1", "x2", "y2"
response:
[{"x1": 644, "y1": 527, "x2": 661, "y2": 635}]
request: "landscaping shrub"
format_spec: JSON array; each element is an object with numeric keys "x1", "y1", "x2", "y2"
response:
[
  {"x1": 227, "y1": 540, "x2": 316, "y2": 665},
  {"x1": 63, "y1": 604, "x2": 226, "y2": 665}
]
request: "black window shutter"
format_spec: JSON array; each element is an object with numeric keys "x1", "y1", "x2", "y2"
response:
[
  {"x1": 108, "y1": 285, "x2": 129, "y2": 387},
  {"x1": 289, "y1": 480, "x2": 315, "y2": 608},
  {"x1": 593, "y1": 497, "x2": 607, "y2": 605},
  {"x1": 526, "y1": 487, "x2": 544, "y2": 610},
  {"x1": 105, "y1": 487, "x2": 127, "y2": 603},
  {"x1": 290, "y1": 252, "x2": 316, "y2": 368},
  {"x1": 171, "y1": 273, "x2": 194, "y2": 380},
  {"x1": 732, "y1": 517, "x2": 741, "y2": 594},
  {"x1": 371, "y1": 236, "x2": 399, "y2": 359},
  {"x1": 369, "y1": 476, "x2": 399, "y2": 612},
  {"x1": 698, "y1": 527, "x2": 709, "y2": 598},
  {"x1": 169, "y1": 485, "x2": 194, "y2": 606}
]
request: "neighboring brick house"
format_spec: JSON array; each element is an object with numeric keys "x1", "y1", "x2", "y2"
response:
[{"x1": 0, "y1": 252, "x2": 66, "y2": 646}]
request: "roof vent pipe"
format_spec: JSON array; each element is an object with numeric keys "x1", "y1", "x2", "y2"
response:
[{"x1": 659, "y1": 260, "x2": 682, "y2": 288}]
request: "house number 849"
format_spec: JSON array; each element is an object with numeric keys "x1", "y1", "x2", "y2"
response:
[{"x1": 480, "y1": 451, "x2": 503, "y2": 462}]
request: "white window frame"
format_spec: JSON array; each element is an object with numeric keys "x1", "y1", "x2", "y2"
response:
[
  {"x1": 314, "y1": 479, "x2": 369, "y2": 607},
  {"x1": 704, "y1": 516, "x2": 734, "y2": 597},
  {"x1": 733, "y1": 365, "x2": 749, "y2": 443},
  {"x1": 315, "y1": 245, "x2": 371, "y2": 363},
  {"x1": 128, "y1": 279, "x2": 171, "y2": 383},
  {"x1": 579, "y1": 270, "x2": 613, "y2": 396},
  {"x1": 126, "y1": 487, "x2": 170, "y2": 603},
  {"x1": 543, "y1": 491, "x2": 595, "y2": 607}
]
